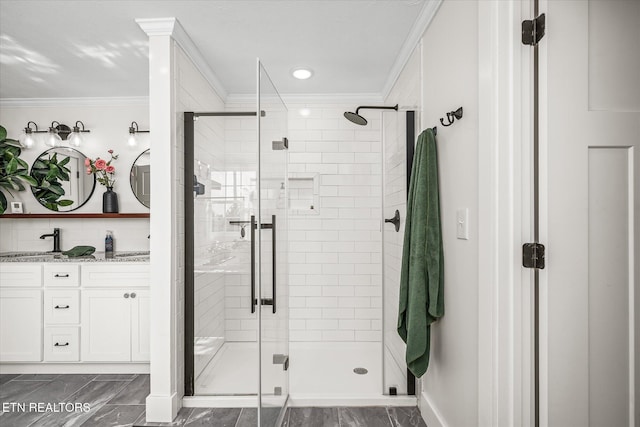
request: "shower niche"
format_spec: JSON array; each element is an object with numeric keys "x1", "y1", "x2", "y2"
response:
[{"x1": 288, "y1": 173, "x2": 319, "y2": 215}]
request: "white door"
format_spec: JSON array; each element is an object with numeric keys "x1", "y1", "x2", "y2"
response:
[
  {"x1": 0, "y1": 289, "x2": 42, "y2": 362},
  {"x1": 541, "y1": 1, "x2": 640, "y2": 426},
  {"x1": 131, "y1": 289, "x2": 150, "y2": 362},
  {"x1": 81, "y1": 289, "x2": 131, "y2": 361}
]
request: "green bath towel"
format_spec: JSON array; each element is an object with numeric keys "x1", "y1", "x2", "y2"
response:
[
  {"x1": 62, "y1": 246, "x2": 96, "y2": 257},
  {"x1": 397, "y1": 128, "x2": 444, "y2": 378}
]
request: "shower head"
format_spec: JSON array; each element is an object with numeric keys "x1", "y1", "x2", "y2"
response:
[
  {"x1": 344, "y1": 111, "x2": 368, "y2": 125},
  {"x1": 344, "y1": 104, "x2": 398, "y2": 126}
]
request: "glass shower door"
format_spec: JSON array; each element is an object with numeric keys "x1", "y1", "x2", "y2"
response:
[{"x1": 257, "y1": 60, "x2": 289, "y2": 426}]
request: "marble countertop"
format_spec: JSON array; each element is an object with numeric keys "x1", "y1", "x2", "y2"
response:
[{"x1": 0, "y1": 251, "x2": 150, "y2": 263}]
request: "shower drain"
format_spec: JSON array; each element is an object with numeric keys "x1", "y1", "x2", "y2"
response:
[{"x1": 353, "y1": 367, "x2": 368, "y2": 375}]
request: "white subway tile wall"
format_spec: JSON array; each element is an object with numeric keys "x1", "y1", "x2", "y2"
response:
[{"x1": 284, "y1": 103, "x2": 383, "y2": 342}]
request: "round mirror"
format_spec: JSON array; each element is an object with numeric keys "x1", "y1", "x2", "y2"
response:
[
  {"x1": 130, "y1": 149, "x2": 150, "y2": 208},
  {"x1": 30, "y1": 147, "x2": 96, "y2": 212}
]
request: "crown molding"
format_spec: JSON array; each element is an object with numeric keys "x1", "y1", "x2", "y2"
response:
[
  {"x1": 226, "y1": 92, "x2": 384, "y2": 106},
  {"x1": 381, "y1": 0, "x2": 443, "y2": 100},
  {"x1": 136, "y1": 17, "x2": 228, "y2": 102},
  {"x1": 0, "y1": 96, "x2": 149, "y2": 108}
]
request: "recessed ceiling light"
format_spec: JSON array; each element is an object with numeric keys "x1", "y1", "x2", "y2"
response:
[
  {"x1": 292, "y1": 68, "x2": 313, "y2": 80},
  {"x1": 299, "y1": 108, "x2": 311, "y2": 117}
]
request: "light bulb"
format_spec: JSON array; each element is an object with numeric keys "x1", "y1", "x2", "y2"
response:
[
  {"x1": 24, "y1": 134, "x2": 35, "y2": 148},
  {"x1": 68, "y1": 132, "x2": 83, "y2": 147},
  {"x1": 128, "y1": 133, "x2": 138, "y2": 148},
  {"x1": 46, "y1": 132, "x2": 62, "y2": 148},
  {"x1": 19, "y1": 131, "x2": 35, "y2": 149}
]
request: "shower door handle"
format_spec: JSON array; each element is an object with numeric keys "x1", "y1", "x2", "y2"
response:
[
  {"x1": 270, "y1": 215, "x2": 276, "y2": 314},
  {"x1": 250, "y1": 215, "x2": 277, "y2": 314},
  {"x1": 251, "y1": 215, "x2": 256, "y2": 314}
]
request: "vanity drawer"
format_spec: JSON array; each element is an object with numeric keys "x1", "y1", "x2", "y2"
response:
[
  {"x1": 81, "y1": 264, "x2": 149, "y2": 287},
  {"x1": 43, "y1": 264, "x2": 80, "y2": 287},
  {"x1": 44, "y1": 327, "x2": 79, "y2": 362},
  {"x1": 0, "y1": 264, "x2": 42, "y2": 287},
  {"x1": 44, "y1": 290, "x2": 80, "y2": 325}
]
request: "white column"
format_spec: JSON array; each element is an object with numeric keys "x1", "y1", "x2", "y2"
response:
[{"x1": 137, "y1": 18, "x2": 179, "y2": 423}]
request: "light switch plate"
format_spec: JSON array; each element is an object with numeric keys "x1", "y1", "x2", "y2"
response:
[{"x1": 456, "y1": 208, "x2": 469, "y2": 240}]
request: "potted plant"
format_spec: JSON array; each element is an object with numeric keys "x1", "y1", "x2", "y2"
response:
[
  {"x1": 0, "y1": 125, "x2": 37, "y2": 214},
  {"x1": 86, "y1": 149, "x2": 119, "y2": 213}
]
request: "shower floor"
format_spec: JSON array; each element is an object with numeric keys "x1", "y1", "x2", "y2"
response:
[
  {"x1": 289, "y1": 341, "x2": 382, "y2": 397},
  {"x1": 195, "y1": 341, "x2": 285, "y2": 396},
  {"x1": 195, "y1": 341, "x2": 382, "y2": 398}
]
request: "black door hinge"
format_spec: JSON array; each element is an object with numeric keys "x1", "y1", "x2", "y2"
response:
[
  {"x1": 522, "y1": 13, "x2": 546, "y2": 46},
  {"x1": 523, "y1": 243, "x2": 545, "y2": 269}
]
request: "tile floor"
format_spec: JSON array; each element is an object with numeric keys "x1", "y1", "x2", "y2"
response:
[{"x1": 0, "y1": 374, "x2": 427, "y2": 426}]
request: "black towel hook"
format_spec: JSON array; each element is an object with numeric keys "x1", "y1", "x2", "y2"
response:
[{"x1": 439, "y1": 107, "x2": 463, "y2": 127}]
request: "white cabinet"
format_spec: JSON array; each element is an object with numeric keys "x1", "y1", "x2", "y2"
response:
[
  {"x1": 81, "y1": 289, "x2": 149, "y2": 362},
  {"x1": 0, "y1": 261, "x2": 149, "y2": 368},
  {"x1": 0, "y1": 289, "x2": 42, "y2": 362},
  {"x1": 131, "y1": 290, "x2": 150, "y2": 362}
]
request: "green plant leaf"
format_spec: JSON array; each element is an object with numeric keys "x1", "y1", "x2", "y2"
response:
[
  {"x1": 6, "y1": 157, "x2": 17, "y2": 174},
  {"x1": 14, "y1": 175, "x2": 37, "y2": 186},
  {"x1": 2, "y1": 139, "x2": 22, "y2": 148},
  {"x1": 57, "y1": 199, "x2": 74, "y2": 206},
  {"x1": 46, "y1": 164, "x2": 60, "y2": 180},
  {"x1": 0, "y1": 125, "x2": 6, "y2": 141},
  {"x1": 0, "y1": 191, "x2": 6, "y2": 214},
  {"x1": 58, "y1": 156, "x2": 70, "y2": 167}
]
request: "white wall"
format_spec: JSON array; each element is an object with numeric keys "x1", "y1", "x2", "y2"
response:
[
  {"x1": 285, "y1": 103, "x2": 383, "y2": 343},
  {"x1": 413, "y1": 1, "x2": 480, "y2": 426},
  {"x1": 0, "y1": 102, "x2": 150, "y2": 252}
]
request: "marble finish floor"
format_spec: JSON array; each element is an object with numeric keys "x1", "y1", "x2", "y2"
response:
[{"x1": 0, "y1": 374, "x2": 426, "y2": 426}]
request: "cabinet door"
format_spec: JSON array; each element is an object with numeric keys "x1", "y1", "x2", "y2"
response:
[
  {"x1": 131, "y1": 290, "x2": 150, "y2": 362},
  {"x1": 81, "y1": 290, "x2": 131, "y2": 362},
  {"x1": 0, "y1": 289, "x2": 42, "y2": 361}
]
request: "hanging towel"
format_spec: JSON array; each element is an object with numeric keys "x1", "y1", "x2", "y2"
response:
[{"x1": 397, "y1": 128, "x2": 444, "y2": 378}]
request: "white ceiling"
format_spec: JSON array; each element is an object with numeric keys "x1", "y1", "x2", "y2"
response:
[{"x1": 0, "y1": 0, "x2": 429, "y2": 100}]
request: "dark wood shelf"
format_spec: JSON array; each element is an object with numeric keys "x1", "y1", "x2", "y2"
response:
[{"x1": 1, "y1": 213, "x2": 150, "y2": 219}]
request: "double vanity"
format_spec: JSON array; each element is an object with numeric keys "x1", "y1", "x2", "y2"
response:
[{"x1": 0, "y1": 252, "x2": 150, "y2": 374}]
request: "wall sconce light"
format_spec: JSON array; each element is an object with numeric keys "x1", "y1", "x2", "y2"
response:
[
  {"x1": 68, "y1": 121, "x2": 90, "y2": 147},
  {"x1": 128, "y1": 121, "x2": 150, "y2": 148},
  {"x1": 18, "y1": 121, "x2": 45, "y2": 149},
  {"x1": 18, "y1": 121, "x2": 91, "y2": 148}
]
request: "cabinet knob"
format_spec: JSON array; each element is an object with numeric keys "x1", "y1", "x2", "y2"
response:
[
  {"x1": 124, "y1": 293, "x2": 130, "y2": 298},
  {"x1": 130, "y1": 292, "x2": 137, "y2": 299},
  {"x1": 54, "y1": 305, "x2": 70, "y2": 309},
  {"x1": 54, "y1": 273, "x2": 70, "y2": 278},
  {"x1": 54, "y1": 342, "x2": 69, "y2": 347}
]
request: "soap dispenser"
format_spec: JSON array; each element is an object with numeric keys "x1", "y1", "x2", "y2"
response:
[{"x1": 105, "y1": 230, "x2": 114, "y2": 259}]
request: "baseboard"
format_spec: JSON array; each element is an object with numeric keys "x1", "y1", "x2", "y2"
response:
[
  {"x1": 0, "y1": 363, "x2": 149, "y2": 374},
  {"x1": 183, "y1": 396, "x2": 258, "y2": 408},
  {"x1": 418, "y1": 390, "x2": 447, "y2": 427},
  {"x1": 145, "y1": 392, "x2": 180, "y2": 423}
]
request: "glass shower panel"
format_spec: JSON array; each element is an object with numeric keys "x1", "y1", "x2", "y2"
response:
[
  {"x1": 257, "y1": 60, "x2": 289, "y2": 426},
  {"x1": 193, "y1": 113, "x2": 260, "y2": 397}
]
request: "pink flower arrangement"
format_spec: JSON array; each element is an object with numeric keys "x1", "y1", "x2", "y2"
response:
[{"x1": 86, "y1": 150, "x2": 119, "y2": 188}]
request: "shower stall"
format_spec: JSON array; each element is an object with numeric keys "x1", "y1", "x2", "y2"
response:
[{"x1": 183, "y1": 61, "x2": 289, "y2": 427}]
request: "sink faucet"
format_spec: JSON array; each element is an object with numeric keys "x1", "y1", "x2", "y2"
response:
[{"x1": 40, "y1": 228, "x2": 61, "y2": 252}]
